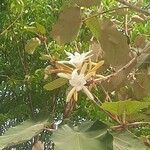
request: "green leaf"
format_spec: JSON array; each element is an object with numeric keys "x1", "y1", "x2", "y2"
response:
[
  {"x1": 36, "y1": 23, "x2": 46, "y2": 34},
  {"x1": 74, "y1": 0, "x2": 101, "y2": 7},
  {"x1": 44, "y1": 78, "x2": 68, "y2": 91},
  {"x1": 24, "y1": 26, "x2": 37, "y2": 33},
  {"x1": 52, "y1": 6, "x2": 81, "y2": 44},
  {"x1": 25, "y1": 37, "x2": 41, "y2": 54},
  {"x1": 24, "y1": 23, "x2": 46, "y2": 34},
  {"x1": 86, "y1": 17, "x2": 101, "y2": 39},
  {"x1": 10, "y1": 0, "x2": 24, "y2": 14},
  {"x1": 101, "y1": 100, "x2": 150, "y2": 116},
  {"x1": 52, "y1": 121, "x2": 113, "y2": 150},
  {"x1": 112, "y1": 131, "x2": 147, "y2": 150},
  {"x1": 39, "y1": 53, "x2": 52, "y2": 60},
  {"x1": 0, "y1": 120, "x2": 47, "y2": 150},
  {"x1": 127, "y1": 112, "x2": 150, "y2": 122}
]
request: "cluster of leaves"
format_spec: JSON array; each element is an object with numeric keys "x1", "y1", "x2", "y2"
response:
[
  {"x1": 0, "y1": 120, "x2": 148, "y2": 150},
  {"x1": 0, "y1": 0, "x2": 150, "y2": 149}
]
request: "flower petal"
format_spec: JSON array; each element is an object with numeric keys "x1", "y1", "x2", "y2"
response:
[
  {"x1": 88, "y1": 58, "x2": 92, "y2": 71},
  {"x1": 95, "y1": 74, "x2": 106, "y2": 79},
  {"x1": 75, "y1": 85, "x2": 84, "y2": 91},
  {"x1": 85, "y1": 54, "x2": 93, "y2": 59},
  {"x1": 74, "y1": 90, "x2": 78, "y2": 101},
  {"x1": 83, "y1": 86, "x2": 94, "y2": 100},
  {"x1": 85, "y1": 72, "x2": 95, "y2": 80},
  {"x1": 74, "y1": 52, "x2": 80, "y2": 57},
  {"x1": 65, "y1": 50, "x2": 73, "y2": 57},
  {"x1": 71, "y1": 69, "x2": 78, "y2": 78},
  {"x1": 56, "y1": 62, "x2": 73, "y2": 71},
  {"x1": 66, "y1": 87, "x2": 76, "y2": 102},
  {"x1": 69, "y1": 69, "x2": 86, "y2": 90},
  {"x1": 80, "y1": 63, "x2": 88, "y2": 74},
  {"x1": 89, "y1": 60, "x2": 104, "y2": 73},
  {"x1": 57, "y1": 60, "x2": 71, "y2": 64},
  {"x1": 57, "y1": 73, "x2": 71, "y2": 79},
  {"x1": 83, "y1": 50, "x2": 92, "y2": 57}
]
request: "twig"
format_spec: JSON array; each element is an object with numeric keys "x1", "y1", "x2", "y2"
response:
[
  {"x1": 18, "y1": 48, "x2": 27, "y2": 75},
  {"x1": 100, "y1": 84, "x2": 112, "y2": 102},
  {"x1": 124, "y1": 14, "x2": 128, "y2": 36},
  {"x1": 17, "y1": 35, "x2": 35, "y2": 118},
  {"x1": 124, "y1": 0, "x2": 129, "y2": 36},
  {"x1": 93, "y1": 95, "x2": 103, "y2": 105},
  {"x1": 83, "y1": 6, "x2": 128, "y2": 22},
  {"x1": 51, "y1": 95, "x2": 57, "y2": 118},
  {"x1": 63, "y1": 98, "x2": 76, "y2": 119},
  {"x1": 74, "y1": 41, "x2": 80, "y2": 52},
  {"x1": 27, "y1": 86, "x2": 35, "y2": 119},
  {"x1": 128, "y1": 121, "x2": 150, "y2": 126},
  {"x1": 91, "y1": 95, "x2": 121, "y2": 124},
  {"x1": 0, "y1": 11, "x2": 23, "y2": 36},
  {"x1": 116, "y1": 0, "x2": 150, "y2": 16},
  {"x1": 0, "y1": 75, "x2": 11, "y2": 80},
  {"x1": 111, "y1": 121, "x2": 150, "y2": 130},
  {"x1": 43, "y1": 41, "x2": 53, "y2": 61},
  {"x1": 103, "y1": 43, "x2": 150, "y2": 82},
  {"x1": 109, "y1": 56, "x2": 136, "y2": 78}
]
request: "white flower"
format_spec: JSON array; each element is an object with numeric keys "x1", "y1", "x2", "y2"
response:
[
  {"x1": 69, "y1": 70, "x2": 86, "y2": 91},
  {"x1": 57, "y1": 63, "x2": 94, "y2": 102},
  {"x1": 58, "y1": 51, "x2": 92, "y2": 68}
]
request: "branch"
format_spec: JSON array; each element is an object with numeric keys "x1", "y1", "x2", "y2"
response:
[
  {"x1": 91, "y1": 95, "x2": 121, "y2": 124},
  {"x1": 100, "y1": 84, "x2": 112, "y2": 102},
  {"x1": 116, "y1": 0, "x2": 150, "y2": 16},
  {"x1": 104, "y1": 43, "x2": 150, "y2": 82},
  {"x1": 82, "y1": 6, "x2": 128, "y2": 22},
  {"x1": 18, "y1": 35, "x2": 35, "y2": 118},
  {"x1": 43, "y1": 41, "x2": 53, "y2": 61},
  {"x1": 128, "y1": 121, "x2": 150, "y2": 126},
  {"x1": 111, "y1": 121, "x2": 150, "y2": 130},
  {"x1": 0, "y1": 10, "x2": 23, "y2": 36},
  {"x1": 124, "y1": 1, "x2": 129, "y2": 36}
]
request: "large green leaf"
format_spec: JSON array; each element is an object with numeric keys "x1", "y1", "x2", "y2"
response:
[
  {"x1": 52, "y1": 6, "x2": 81, "y2": 44},
  {"x1": 0, "y1": 120, "x2": 47, "y2": 150},
  {"x1": 101, "y1": 100, "x2": 150, "y2": 116},
  {"x1": 52, "y1": 121, "x2": 113, "y2": 150},
  {"x1": 127, "y1": 112, "x2": 150, "y2": 122},
  {"x1": 44, "y1": 78, "x2": 68, "y2": 91},
  {"x1": 112, "y1": 131, "x2": 147, "y2": 150}
]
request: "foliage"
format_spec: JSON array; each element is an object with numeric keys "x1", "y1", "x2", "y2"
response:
[
  {"x1": 44, "y1": 78, "x2": 68, "y2": 91},
  {"x1": 112, "y1": 131, "x2": 147, "y2": 150},
  {"x1": 0, "y1": 120, "x2": 47, "y2": 150},
  {"x1": 101, "y1": 100, "x2": 150, "y2": 115},
  {"x1": 0, "y1": 0, "x2": 150, "y2": 149},
  {"x1": 52, "y1": 121, "x2": 113, "y2": 150}
]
